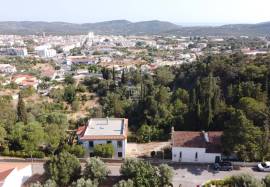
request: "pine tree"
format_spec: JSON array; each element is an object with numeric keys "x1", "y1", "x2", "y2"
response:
[
  {"x1": 17, "y1": 93, "x2": 28, "y2": 124},
  {"x1": 112, "y1": 66, "x2": 116, "y2": 81},
  {"x1": 121, "y1": 69, "x2": 127, "y2": 85}
]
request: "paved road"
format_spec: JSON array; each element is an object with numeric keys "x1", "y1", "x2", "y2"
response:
[
  {"x1": 12, "y1": 162, "x2": 270, "y2": 187},
  {"x1": 171, "y1": 165, "x2": 269, "y2": 187}
]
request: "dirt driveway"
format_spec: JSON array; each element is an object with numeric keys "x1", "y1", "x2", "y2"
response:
[{"x1": 126, "y1": 142, "x2": 171, "y2": 157}]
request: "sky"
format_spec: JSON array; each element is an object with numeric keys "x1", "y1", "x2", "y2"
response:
[{"x1": 0, "y1": 0, "x2": 270, "y2": 25}]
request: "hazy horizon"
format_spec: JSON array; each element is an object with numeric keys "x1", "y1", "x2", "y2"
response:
[
  {"x1": 0, "y1": 19, "x2": 266, "y2": 27},
  {"x1": 0, "y1": 0, "x2": 270, "y2": 25}
]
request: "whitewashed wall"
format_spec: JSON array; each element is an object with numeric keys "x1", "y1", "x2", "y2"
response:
[
  {"x1": 82, "y1": 139, "x2": 126, "y2": 159},
  {"x1": 172, "y1": 147, "x2": 220, "y2": 163},
  {"x1": 2, "y1": 165, "x2": 32, "y2": 187}
]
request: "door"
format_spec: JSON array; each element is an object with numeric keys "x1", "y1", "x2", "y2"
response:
[{"x1": 215, "y1": 156, "x2": 221, "y2": 163}]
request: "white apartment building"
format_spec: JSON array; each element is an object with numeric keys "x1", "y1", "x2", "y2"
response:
[
  {"x1": 77, "y1": 118, "x2": 128, "y2": 159},
  {"x1": 35, "y1": 45, "x2": 56, "y2": 58},
  {"x1": 6, "y1": 48, "x2": 28, "y2": 56},
  {"x1": 0, "y1": 64, "x2": 17, "y2": 74}
]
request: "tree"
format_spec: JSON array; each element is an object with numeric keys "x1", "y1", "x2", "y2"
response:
[
  {"x1": 113, "y1": 179, "x2": 134, "y2": 187},
  {"x1": 30, "y1": 180, "x2": 57, "y2": 187},
  {"x1": 137, "y1": 124, "x2": 151, "y2": 143},
  {"x1": 63, "y1": 144, "x2": 86, "y2": 158},
  {"x1": 72, "y1": 99, "x2": 80, "y2": 112},
  {"x1": 44, "y1": 124, "x2": 63, "y2": 154},
  {"x1": 226, "y1": 174, "x2": 263, "y2": 187},
  {"x1": 155, "y1": 67, "x2": 175, "y2": 86},
  {"x1": 83, "y1": 157, "x2": 110, "y2": 183},
  {"x1": 158, "y1": 164, "x2": 173, "y2": 187},
  {"x1": 44, "y1": 151, "x2": 81, "y2": 186},
  {"x1": 93, "y1": 144, "x2": 114, "y2": 158},
  {"x1": 17, "y1": 93, "x2": 28, "y2": 124},
  {"x1": 22, "y1": 122, "x2": 45, "y2": 157},
  {"x1": 64, "y1": 85, "x2": 76, "y2": 104},
  {"x1": 263, "y1": 175, "x2": 270, "y2": 187},
  {"x1": 121, "y1": 69, "x2": 128, "y2": 85},
  {"x1": 64, "y1": 75, "x2": 75, "y2": 85},
  {"x1": 238, "y1": 97, "x2": 268, "y2": 126},
  {"x1": 222, "y1": 110, "x2": 262, "y2": 161},
  {"x1": 72, "y1": 178, "x2": 97, "y2": 187},
  {"x1": 0, "y1": 124, "x2": 7, "y2": 148},
  {"x1": 120, "y1": 159, "x2": 160, "y2": 187}
]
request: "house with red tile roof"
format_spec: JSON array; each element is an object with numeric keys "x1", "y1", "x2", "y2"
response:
[
  {"x1": 171, "y1": 128, "x2": 222, "y2": 163},
  {"x1": 77, "y1": 118, "x2": 128, "y2": 159},
  {"x1": 0, "y1": 163, "x2": 32, "y2": 187},
  {"x1": 12, "y1": 74, "x2": 39, "y2": 89}
]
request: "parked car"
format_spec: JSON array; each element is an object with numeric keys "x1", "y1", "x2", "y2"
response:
[
  {"x1": 257, "y1": 162, "x2": 270, "y2": 172},
  {"x1": 212, "y1": 162, "x2": 233, "y2": 171}
]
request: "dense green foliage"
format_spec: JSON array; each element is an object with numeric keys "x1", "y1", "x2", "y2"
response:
[
  {"x1": 113, "y1": 179, "x2": 134, "y2": 187},
  {"x1": 71, "y1": 178, "x2": 97, "y2": 187},
  {"x1": 44, "y1": 151, "x2": 81, "y2": 186},
  {"x1": 204, "y1": 173, "x2": 270, "y2": 187},
  {"x1": 84, "y1": 53, "x2": 270, "y2": 161},
  {"x1": 83, "y1": 157, "x2": 110, "y2": 184},
  {"x1": 93, "y1": 143, "x2": 114, "y2": 158},
  {"x1": 120, "y1": 159, "x2": 173, "y2": 187}
]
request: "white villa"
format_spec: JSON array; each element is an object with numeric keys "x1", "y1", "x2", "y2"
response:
[
  {"x1": 76, "y1": 118, "x2": 128, "y2": 159},
  {"x1": 172, "y1": 129, "x2": 222, "y2": 163}
]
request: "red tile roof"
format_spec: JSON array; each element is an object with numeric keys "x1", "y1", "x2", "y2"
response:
[
  {"x1": 172, "y1": 131, "x2": 205, "y2": 148},
  {"x1": 76, "y1": 125, "x2": 87, "y2": 136},
  {"x1": 172, "y1": 131, "x2": 223, "y2": 153},
  {"x1": 0, "y1": 169, "x2": 14, "y2": 182}
]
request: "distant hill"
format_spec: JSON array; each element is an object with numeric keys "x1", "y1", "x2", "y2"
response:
[
  {"x1": 0, "y1": 20, "x2": 180, "y2": 35},
  {"x1": 0, "y1": 20, "x2": 270, "y2": 36},
  {"x1": 165, "y1": 22, "x2": 270, "y2": 36}
]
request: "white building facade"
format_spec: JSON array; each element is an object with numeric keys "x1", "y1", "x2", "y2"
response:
[
  {"x1": 0, "y1": 164, "x2": 32, "y2": 187},
  {"x1": 0, "y1": 64, "x2": 17, "y2": 74},
  {"x1": 77, "y1": 118, "x2": 128, "y2": 159},
  {"x1": 172, "y1": 130, "x2": 222, "y2": 163}
]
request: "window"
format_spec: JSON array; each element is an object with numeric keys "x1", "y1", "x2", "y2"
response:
[
  {"x1": 179, "y1": 152, "x2": 182, "y2": 161},
  {"x1": 117, "y1": 141, "x2": 122, "y2": 148},
  {"x1": 107, "y1": 140, "x2": 112, "y2": 144},
  {"x1": 89, "y1": 141, "x2": 94, "y2": 148},
  {"x1": 118, "y1": 152, "x2": 123, "y2": 158},
  {"x1": 195, "y1": 152, "x2": 198, "y2": 161}
]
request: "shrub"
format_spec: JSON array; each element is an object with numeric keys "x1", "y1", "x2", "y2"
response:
[
  {"x1": 72, "y1": 178, "x2": 97, "y2": 187},
  {"x1": 113, "y1": 179, "x2": 134, "y2": 187},
  {"x1": 120, "y1": 159, "x2": 160, "y2": 187},
  {"x1": 44, "y1": 151, "x2": 81, "y2": 186},
  {"x1": 158, "y1": 164, "x2": 173, "y2": 187},
  {"x1": 93, "y1": 144, "x2": 114, "y2": 158},
  {"x1": 63, "y1": 144, "x2": 86, "y2": 158},
  {"x1": 263, "y1": 175, "x2": 270, "y2": 187},
  {"x1": 83, "y1": 157, "x2": 110, "y2": 183},
  {"x1": 225, "y1": 173, "x2": 263, "y2": 187}
]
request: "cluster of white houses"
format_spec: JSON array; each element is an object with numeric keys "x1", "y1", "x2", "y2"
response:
[{"x1": 76, "y1": 118, "x2": 223, "y2": 163}]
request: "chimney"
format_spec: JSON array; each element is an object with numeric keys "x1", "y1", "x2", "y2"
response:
[
  {"x1": 202, "y1": 131, "x2": 209, "y2": 143},
  {"x1": 171, "y1": 126, "x2": 174, "y2": 143}
]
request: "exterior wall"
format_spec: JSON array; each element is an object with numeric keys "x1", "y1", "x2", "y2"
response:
[
  {"x1": 2, "y1": 165, "x2": 32, "y2": 187},
  {"x1": 172, "y1": 147, "x2": 221, "y2": 163},
  {"x1": 81, "y1": 139, "x2": 126, "y2": 159}
]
